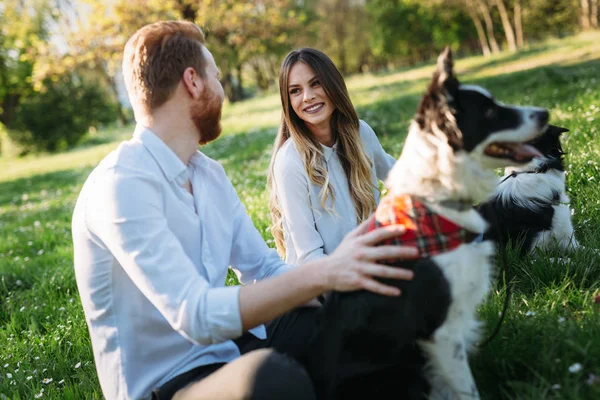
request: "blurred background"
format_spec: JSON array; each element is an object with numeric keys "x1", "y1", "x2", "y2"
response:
[{"x1": 0, "y1": 0, "x2": 598, "y2": 156}]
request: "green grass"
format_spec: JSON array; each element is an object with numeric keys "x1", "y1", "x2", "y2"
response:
[{"x1": 1, "y1": 31, "x2": 600, "y2": 398}]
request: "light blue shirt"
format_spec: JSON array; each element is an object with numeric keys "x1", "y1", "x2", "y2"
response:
[
  {"x1": 72, "y1": 125, "x2": 293, "y2": 400},
  {"x1": 273, "y1": 120, "x2": 396, "y2": 265}
]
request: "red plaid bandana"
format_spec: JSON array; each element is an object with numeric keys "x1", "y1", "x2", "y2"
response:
[{"x1": 369, "y1": 194, "x2": 478, "y2": 258}]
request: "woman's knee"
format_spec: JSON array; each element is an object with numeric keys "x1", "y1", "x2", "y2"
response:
[{"x1": 251, "y1": 350, "x2": 316, "y2": 400}]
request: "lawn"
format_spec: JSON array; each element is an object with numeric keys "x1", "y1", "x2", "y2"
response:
[{"x1": 1, "y1": 32, "x2": 600, "y2": 399}]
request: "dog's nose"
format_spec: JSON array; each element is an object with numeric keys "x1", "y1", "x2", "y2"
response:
[{"x1": 531, "y1": 110, "x2": 549, "y2": 127}]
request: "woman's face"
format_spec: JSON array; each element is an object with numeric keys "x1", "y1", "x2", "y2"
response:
[{"x1": 287, "y1": 61, "x2": 335, "y2": 130}]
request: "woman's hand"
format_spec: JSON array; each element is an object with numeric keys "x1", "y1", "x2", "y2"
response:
[{"x1": 320, "y1": 215, "x2": 419, "y2": 296}]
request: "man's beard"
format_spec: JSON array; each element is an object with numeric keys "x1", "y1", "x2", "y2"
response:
[{"x1": 190, "y1": 91, "x2": 223, "y2": 145}]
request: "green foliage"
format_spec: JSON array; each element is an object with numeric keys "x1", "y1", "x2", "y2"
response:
[
  {"x1": 521, "y1": 0, "x2": 581, "y2": 40},
  {"x1": 0, "y1": 0, "x2": 51, "y2": 128},
  {"x1": 366, "y1": 0, "x2": 476, "y2": 65},
  {"x1": 9, "y1": 74, "x2": 118, "y2": 153}
]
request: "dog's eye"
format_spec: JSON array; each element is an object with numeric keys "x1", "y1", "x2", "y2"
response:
[{"x1": 485, "y1": 108, "x2": 497, "y2": 119}]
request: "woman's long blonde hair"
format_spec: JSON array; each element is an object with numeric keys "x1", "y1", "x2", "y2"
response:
[{"x1": 267, "y1": 48, "x2": 377, "y2": 258}]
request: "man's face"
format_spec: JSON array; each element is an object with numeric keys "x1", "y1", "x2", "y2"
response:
[{"x1": 191, "y1": 46, "x2": 225, "y2": 145}]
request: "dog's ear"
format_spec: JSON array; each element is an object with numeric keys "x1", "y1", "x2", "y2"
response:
[
  {"x1": 434, "y1": 46, "x2": 459, "y2": 99},
  {"x1": 547, "y1": 125, "x2": 569, "y2": 138},
  {"x1": 415, "y1": 46, "x2": 462, "y2": 150}
]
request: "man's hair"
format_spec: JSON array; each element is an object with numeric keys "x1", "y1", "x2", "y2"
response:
[{"x1": 122, "y1": 20, "x2": 206, "y2": 114}]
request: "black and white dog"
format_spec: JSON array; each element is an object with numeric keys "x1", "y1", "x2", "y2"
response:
[
  {"x1": 306, "y1": 48, "x2": 549, "y2": 400},
  {"x1": 476, "y1": 125, "x2": 581, "y2": 255}
]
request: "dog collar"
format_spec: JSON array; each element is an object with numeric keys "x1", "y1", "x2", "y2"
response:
[
  {"x1": 439, "y1": 199, "x2": 474, "y2": 211},
  {"x1": 370, "y1": 194, "x2": 480, "y2": 258}
]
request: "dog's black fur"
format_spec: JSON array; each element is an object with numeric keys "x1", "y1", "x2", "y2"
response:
[
  {"x1": 476, "y1": 125, "x2": 571, "y2": 255},
  {"x1": 305, "y1": 259, "x2": 450, "y2": 399}
]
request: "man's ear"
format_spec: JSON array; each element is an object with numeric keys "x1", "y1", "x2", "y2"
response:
[{"x1": 182, "y1": 67, "x2": 204, "y2": 99}]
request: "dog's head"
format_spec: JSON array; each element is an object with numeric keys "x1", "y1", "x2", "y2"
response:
[
  {"x1": 415, "y1": 47, "x2": 548, "y2": 169},
  {"x1": 523, "y1": 124, "x2": 568, "y2": 172}
]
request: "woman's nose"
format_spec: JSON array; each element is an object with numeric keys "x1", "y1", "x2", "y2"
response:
[{"x1": 303, "y1": 88, "x2": 315, "y2": 102}]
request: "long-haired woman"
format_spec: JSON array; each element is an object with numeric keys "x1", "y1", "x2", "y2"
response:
[{"x1": 267, "y1": 47, "x2": 396, "y2": 265}]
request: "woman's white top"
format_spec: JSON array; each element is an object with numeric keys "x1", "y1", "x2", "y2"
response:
[{"x1": 273, "y1": 120, "x2": 396, "y2": 265}]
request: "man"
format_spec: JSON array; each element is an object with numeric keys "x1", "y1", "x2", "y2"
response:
[{"x1": 72, "y1": 20, "x2": 419, "y2": 400}]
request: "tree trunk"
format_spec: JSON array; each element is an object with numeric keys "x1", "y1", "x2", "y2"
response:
[
  {"x1": 333, "y1": 0, "x2": 349, "y2": 75},
  {"x1": 475, "y1": 0, "x2": 501, "y2": 53},
  {"x1": 235, "y1": 63, "x2": 244, "y2": 101},
  {"x1": 252, "y1": 60, "x2": 269, "y2": 91},
  {"x1": 466, "y1": 0, "x2": 491, "y2": 56},
  {"x1": 95, "y1": 63, "x2": 128, "y2": 125},
  {"x1": 581, "y1": 0, "x2": 591, "y2": 30},
  {"x1": 591, "y1": 0, "x2": 598, "y2": 28},
  {"x1": 492, "y1": 0, "x2": 518, "y2": 52},
  {"x1": 514, "y1": 0, "x2": 524, "y2": 49},
  {"x1": 0, "y1": 94, "x2": 20, "y2": 129}
]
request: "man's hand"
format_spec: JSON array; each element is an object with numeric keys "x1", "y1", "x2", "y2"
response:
[
  {"x1": 319, "y1": 215, "x2": 419, "y2": 296},
  {"x1": 238, "y1": 216, "x2": 419, "y2": 331}
]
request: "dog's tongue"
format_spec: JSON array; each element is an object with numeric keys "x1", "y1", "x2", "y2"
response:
[{"x1": 513, "y1": 144, "x2": 542, "y2": 161}]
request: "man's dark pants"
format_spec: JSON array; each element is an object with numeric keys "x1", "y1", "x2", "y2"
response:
[{"x1": 152, "y1": 307, "x2": 427, "y2": 400}]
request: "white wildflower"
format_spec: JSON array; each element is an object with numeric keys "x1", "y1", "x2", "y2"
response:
[{"x1": 569, "y1": 363, "x2": 582, "y2": 373}]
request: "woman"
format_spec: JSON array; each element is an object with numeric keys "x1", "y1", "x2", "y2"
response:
[{"x1": 267, "y1": 47, "x2": 397, "y2": 265}]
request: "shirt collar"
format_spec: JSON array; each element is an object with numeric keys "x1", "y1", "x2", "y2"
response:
[
  {"x1": 133, "y1": 124, "x2": 190, "y2": 185},
  {"x1": 321, "y1": 141, "x2": 338, "y2": 162}
]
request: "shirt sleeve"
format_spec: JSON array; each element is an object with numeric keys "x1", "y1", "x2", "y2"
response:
[
  {"x1": 273, "y1": 149, "x2": 327, "y2": 264},
  {"x1": 360, "y1": 120, "x2": 396, "y2": 181},
  {"x1": 227, "y1": 177, "x2": 296, "y2": 283},
  {"x1": 87, "y1": 166, "x2": 242, "y2": 346}
]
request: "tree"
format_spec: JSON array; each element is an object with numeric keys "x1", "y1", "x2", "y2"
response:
[
  {"x1": 514, "y1": 0, "x2": 524, "y2": 48},
  {"x1": 197, "y1": 0, "x2": 306, "y2": 101},
  {"x1": 0, "y1": 0, "x2": 51, "y2": 129},
  {"x1": 581, "y1": 0, "x2": 591, "y2": 29},
  {"x1": 475, "y1": 0, "x2": 501, "y2": 53},
  {"x1": 491, "y1": 0, "x2": 518, "y2": 51},
  {"x1": 580, "y1": 0, "x2": 598, "y2": 28},
  {"x1": 522, "y1": 0, "x2": 580, "y2": 39},
  {"x1": 46, "y1": 0, "x2": 178, "y2": 122},
  {"x1": 11, "y1": 72, "x2": 118, "y2": 152},
  {"x1": 464, "y1": 0, "x2": 492, "y2": 56},
  {"x1": 367, "y1": 0, "x2": 477, "y2": 66}
]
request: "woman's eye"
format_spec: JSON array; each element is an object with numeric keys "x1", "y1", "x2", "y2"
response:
[
  {"x1": 289, "y1": 88, "x2": 300, "y2": 95},
  {"x1": 311, "y1": 80, "x2": 320, "y2": 87}
]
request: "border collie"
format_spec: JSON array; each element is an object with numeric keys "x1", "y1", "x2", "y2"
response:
[
  {"x1": 476, "y1": 125, "x2": 581, "y2": 255},
  {"x1": 306, "y1": 48, "x2": 549, "y2": 400}
]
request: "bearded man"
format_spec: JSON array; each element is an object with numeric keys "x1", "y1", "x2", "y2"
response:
[{"x1": 71, "y1": 20, "x2": 419, "y2": 400}]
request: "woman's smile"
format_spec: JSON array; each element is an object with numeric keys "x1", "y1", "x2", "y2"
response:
[{"x1": 303, "y1": 103, "x2": 325, "y2": 114}]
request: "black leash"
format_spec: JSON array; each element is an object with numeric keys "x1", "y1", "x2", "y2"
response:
[
  {"x1": 476, "y1": 192, "x2": 513, "y2": 348},
  {"x1": 478, "y1": 166, "x2": 552, "y2": 346}
]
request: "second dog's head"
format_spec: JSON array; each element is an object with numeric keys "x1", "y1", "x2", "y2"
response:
[
  {"x1": 386, "y1": 47, "x2": 550, "y2": 203},
  {"x1": 506, "y1": 124, "x2": 568, "y2": 174}
]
